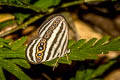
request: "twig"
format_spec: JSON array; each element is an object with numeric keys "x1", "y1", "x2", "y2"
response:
[
  {"x1": 42, "y1": 73, "x2": 52, "y2": 80},
  {"x1": 61, "y1": 1, "x2": 84, "y2": 8},
  {"x1": 0, "y1": 14, "x2": 44, "y2": 37}
]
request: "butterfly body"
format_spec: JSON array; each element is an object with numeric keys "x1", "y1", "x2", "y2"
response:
[{"x1": 26, "y1": 14, "x2": 69, "y2": 64}]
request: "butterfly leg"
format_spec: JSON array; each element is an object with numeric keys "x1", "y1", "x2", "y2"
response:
[
  {"x1": 65, "y1": 49, "x2": 70, "y2": 63},
  {"x1": 65, "y1": 54, "x2": 69, "y2": 61},
  {"x1": 53, "y1": 57, "x2": 60, "y2": 70}
]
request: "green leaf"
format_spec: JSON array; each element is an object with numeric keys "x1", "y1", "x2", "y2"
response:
[
  {"x1": 0, "y1": 37, "x2": 31, "y2": 80},
  {"x1": 0, "y1": 48, "x2": 17, "y2": 54},
  {"x1": 14, "y1": 13, "x2": 30, "y2": 24},
  {"x1": 5, "y1": 0, "x2": 30, "y2": 5},
  {"x1": 0, "y1": 59, "x2": 31, "y2": 80},
  {"x1": 14, "y1": 45, "x2": 26, "y2": 54},
  {"x1": 0, "y1": 53, "x2": 25, "y2": 59},
  {"x1": 11, "y1": 36, "x2": 27, "y2": 50},
  {"x1": 43, "y1": 59, "x2": 57, "y2": 67},
  {"x1": 43, "y1": 36, "x2": 120, "y2": 66},
  {"x1": 68, "y1": 40, "x2": 75, "y2": 48},
  {"x1": 70, "y1": 70, "x2": 85, "y2": 80},
  {"x1": 69, "y1": 50, "x2": 98, "y2": 61},
  {"x1": 10, "y1": 59, "x2": 30, "y2": 69},
  {"x1": 0, "y1": 43, "x2": 9, "y2": 48},
  {"x1": 0, "y1": 20, "x2": 16, "y2": 29},
  {"x1": 84, "y1": 69, "x2": 93, "y2": 80},
  {"x1": 33, "y1": 0, "x2": 61, "y2": 10},
  {"x1": 70, "y1": 39, "x2": 86, "y2": 50},
  {"x1": 58, "y1": 57, "x2": 72, "y2": 64},
  {"x1": 43, "y1": 55, "x2": 72, "y2": 66},
  {"x1": 94, "y1": 36, "x2": 110, "y2": 47},
  {"x1": 70, "y1": 60, "x2": 115, "y2": 80},
  {"x1": 80, "y1": 38, "x2": 97, "y2": 49},
  {"x1": 0, "y1": 38, "x2": 12, "y2": 48},
  {"x1": 106, "y1": 37, "x2": 120, "y2": 46},
  {"x1": 19, "y1": 0, "x2": 31, "y2": 4},
  {"x1": 75, "y1": 70, "x2": 85, "y2": 80},
  {"x1": 99, "y1": 37, "x2": 120, "y2": 51},
  {"x1": 0, "y1": 0, "x2": 8, "y2": 2},
  {"x1": 0, "y1": 66, "x2": 5, "y2": 80},
  {"x1": 91, "y1": 60, "x2": 116, "y2": 78},
  {"x1": 0, "y1": 38, "x2": 12, "y2": 43}
]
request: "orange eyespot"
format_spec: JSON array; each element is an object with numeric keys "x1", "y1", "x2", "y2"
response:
[
  {"x1": 40, "y1": 39, "x2": 46, "y2": 42},
  {"x1": 53, "y1": 23, "x2": 57, "y2": 27},
  {"x1": 37, "y1": 53, "x2": 42, "y2": 56},
  {"x1": 56, "y1": 18, "x2": 61, "y2": 23},
  {"x1": 55, "y1": 20, "x2": 60, "y2": 24},
  {"x1": 40, "y1": 42, "x2": 44, "y2": 46},
  {"x1": 36, "y1": 53, "x2": 42, "y2": 62},
  {"x1": 57, "y1": 17, "x2": 62, "y2": 20},
  {"x1": 49, "y1": 26, "x2": 55, "y2": 30},
  {"x1": 38, "y1": 46, "x2": 43, "y2": 50},
  {"x1": 44, "y1": 34, "x2": 50, "y2": 39},
  {"x1": 46, "y1": 30, "x2": 52, "y2": 35},
  {"x1": 36, "y1": 57, "x2": 41, "y2": 62},
  {"x1": 36, "y1": 39, "x2": 46, "y2": 54}
]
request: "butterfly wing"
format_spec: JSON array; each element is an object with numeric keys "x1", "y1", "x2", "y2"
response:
[{"x1": 26, "y1": 14, "x2": 69, "y2": 64}]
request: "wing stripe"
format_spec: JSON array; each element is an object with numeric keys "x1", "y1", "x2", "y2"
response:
[
  {"x1": 60, "y1": 37, "x2": 68, "y2": 57},
  {"x1": 26, "y1": 39, "x2": 38, "y2": 62},
  {"x1": 32, "y1": 38, "x2": 42, "y2": 62},
  {"x1": 39, "y1": 18, "x2": 57, "y2": 38},
  {"x1": 41, "y1": 20, "x2": 64, "y2": 62},
  {"x1": 53, "y1": 22, "x2": 67, "y2": 59},
  {"x1": 38, "y1": 18, "x2": 55, "y2": 35},
  {"x1": 46, "y1": 22, "x2": 64, "y2": 61},
  {"x1": 60, "y1": 25, "x2": 69, "y2": 57},
  {"x1": 48, "y1": 22, "x2": 66, "y2": 61}
]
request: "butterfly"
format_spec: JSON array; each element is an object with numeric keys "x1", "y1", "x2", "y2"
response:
[{"x1": 26, "y1": 14, "x2": 70, "y2": 64}]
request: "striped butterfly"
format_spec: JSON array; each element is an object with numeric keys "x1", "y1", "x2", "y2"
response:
[{"x1": 26, "y1": 14, "x2": 70, "y2": 64}]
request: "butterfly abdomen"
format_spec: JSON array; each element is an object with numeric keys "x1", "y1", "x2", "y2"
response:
[{"x1": 26, "y1": 15, "x2": 69, "y2": 64}]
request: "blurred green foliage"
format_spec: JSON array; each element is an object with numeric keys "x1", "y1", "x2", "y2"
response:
[{"x1": 0, "y1": 37, "x2": 31, "y2": 80}]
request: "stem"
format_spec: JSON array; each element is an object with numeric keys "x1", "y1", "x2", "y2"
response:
[
  {"x1": 0, "y1": 2, "x2": 46, "y2": 12},
  {"x1": 61, "y1": 0, "x2": 105, "y2": 8},
  {"x1": 61, "y1": 1, "x2": 84, "y2": 8}
]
